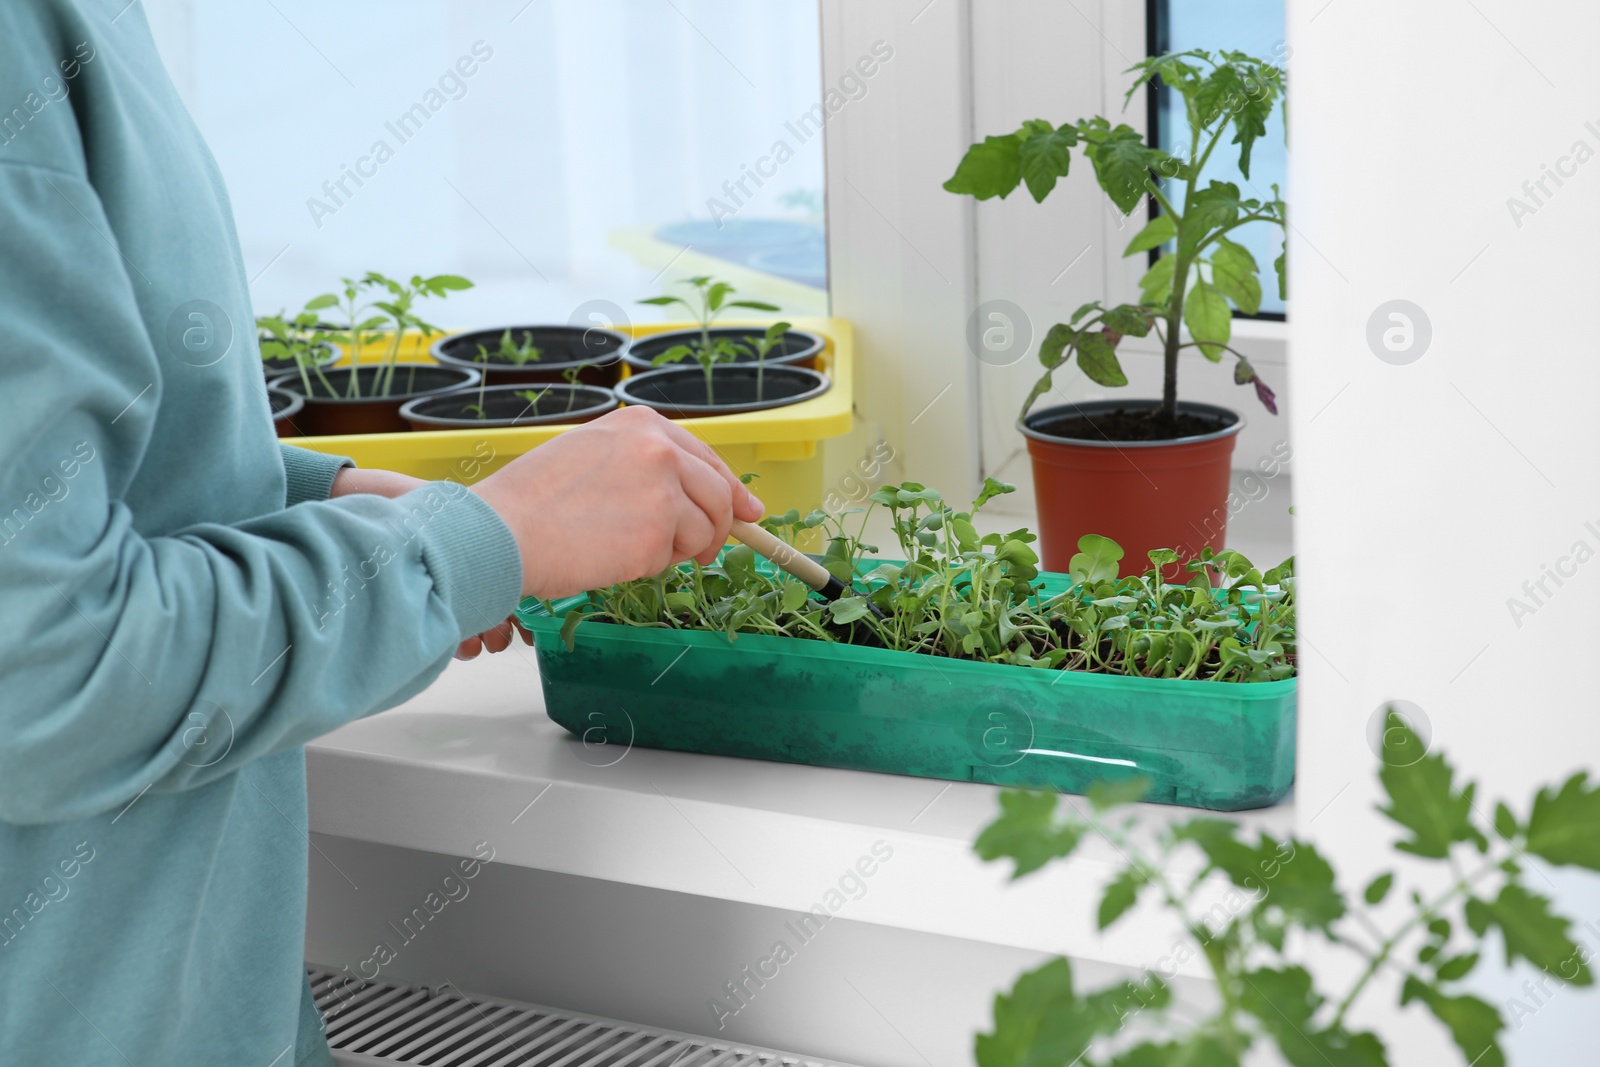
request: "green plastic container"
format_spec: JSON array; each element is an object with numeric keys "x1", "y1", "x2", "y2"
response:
[{"x1": 516, "y1": 569, "x2": 1296, "y2": 811}]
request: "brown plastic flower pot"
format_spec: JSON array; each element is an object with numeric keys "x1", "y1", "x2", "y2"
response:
[
  {"x1": 268, "y1": 386, "x2": 305, "y2": 438},
  {"x1": 1020, "y1": 400, "x2": 1243, "y2": 579},
  {"x1": 281, "y1": 364, "x2": 480, "y2": 436},
  {"x1": 621, "y1": 327, "x2": 824, "y2": 372},
  {"x1": 430, "y1": 326, "x2": 626, "y2": 387},
  {"x1": 400, "y1": 384, "x2": 619, "y2": 430}
]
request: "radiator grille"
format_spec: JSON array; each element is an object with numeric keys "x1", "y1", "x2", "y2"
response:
[{"x1": 306, "y1": 968, "x2": 862, "y2": 1067}]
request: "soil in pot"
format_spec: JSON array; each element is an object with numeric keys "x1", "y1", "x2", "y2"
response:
[
  {"x1": 1029, "y1": 406, "x2": 1232, "y2": 442},
  {"x1": 431, "y1": 326, "x2": 626, "y2": 386},
  {"x1": 282, "y1": 364, "x2": 479, "y2": 436},
  {"x1": 615, "y1": 364, "x2": 830, "y2": 418},
  {"x1": 622, "y1": 327, "x2": 824, "y2": 372},
  {"x1": 268, "y1": 386, "x2": 304, "y2": 438},
  {"x1": 400, "y1": 384, "x2": 618, "y2": 430},
  {"x1": 1021, "y1": 400, "x2": 1243, "y2": 579}
]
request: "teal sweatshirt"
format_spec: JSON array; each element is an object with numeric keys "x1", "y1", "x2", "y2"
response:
[{"x1": 0, "y1": 3, "x2": 523, "y2": 1062}]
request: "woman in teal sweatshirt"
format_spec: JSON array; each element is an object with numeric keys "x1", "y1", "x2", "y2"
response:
[{"x1": 0, "y1": 3, "x2": 762, "y2": 1063}]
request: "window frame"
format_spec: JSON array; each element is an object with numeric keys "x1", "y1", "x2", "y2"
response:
[{"x1": 819, "y1": 0, "x2": 1288, "y2": 504}]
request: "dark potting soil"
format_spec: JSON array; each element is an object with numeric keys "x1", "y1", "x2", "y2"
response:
[
  {"x1": 1031, "y1": 406, "x2": 1234, "y2": 443},
  {"x1": 415, "y1": 388, "x2": 603, "y2": 422},
  {"x1": 437, "y1": 326, "x2": 623, "y2": 367}
]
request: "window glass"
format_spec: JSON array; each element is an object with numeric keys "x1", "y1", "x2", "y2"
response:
[
  {"x1": 1151, "y1": 0, "x2": 1288, "y2": 316},
  {"x1": 157, "y1": 1, "x2": 827, "y2": 332}
]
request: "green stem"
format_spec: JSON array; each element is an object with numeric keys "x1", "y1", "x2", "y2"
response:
[{"x1": 1329, "y1": 877, "x2": 1474, "y2": 1031}]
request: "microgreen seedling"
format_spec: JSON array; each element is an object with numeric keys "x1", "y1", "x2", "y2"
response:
[
  {"x1": 639, "y1": 276, "x2": 781, "y2": 406},
  {"x1": 945, "y1": 50, "x2": 1287, "y2": 424},
  {"x1": 558, "y1": 477, "x2": 1294, "y2": 683}
]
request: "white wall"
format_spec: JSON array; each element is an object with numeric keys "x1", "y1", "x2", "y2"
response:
[{"x1": 1287, "y1": 0, "x2": 1600, "y2": 1062}]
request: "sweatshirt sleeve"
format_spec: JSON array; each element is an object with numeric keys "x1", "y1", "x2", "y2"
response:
[
  {"x1": 282, "y1": 443, "x2": 353, "y2": 507},
  {"x1": 0, "y1": 163, "x2": 524, "y2": 825}
]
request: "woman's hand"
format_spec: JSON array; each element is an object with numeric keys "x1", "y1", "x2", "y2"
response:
[{"x1": 469, "y1": 406, "x2": 764, "y2": 599}]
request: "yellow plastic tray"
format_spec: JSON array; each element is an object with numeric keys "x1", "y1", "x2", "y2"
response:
[{"x1": 281, "y1": 317, "x2": 855, "y2": 516}]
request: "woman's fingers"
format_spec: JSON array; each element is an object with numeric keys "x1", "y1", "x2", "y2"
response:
[
  {"x1": 456, "y1": 619, "x2": 519, "y2": 660},
  {"x1": 674, "y1": 450, "x2": 734, "y2": 564},
  {"x1": 657, "y1": 420, "x2": 764, "y2": 521}
]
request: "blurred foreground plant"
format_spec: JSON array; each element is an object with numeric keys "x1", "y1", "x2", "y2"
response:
[{"x1": 973, "y1": 715, "x2": 1600, "y2": 1066}]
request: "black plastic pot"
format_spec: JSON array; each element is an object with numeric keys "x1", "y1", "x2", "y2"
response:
[
  {"x1": 278, "y1": 364, "x2": 480, "y2": 436},
  {"x1": 615, "y1": 364, "x2": 830, "y2": 418},
  {"x1": 430, "y1": 326, "x2": 626, "y2": 386},
  {"x1": 267, "y1": 386, "x2": 305, "y2": 438},
  {"x1": 400, "y1": 384, "x2": 619, "y2": 430},
  {"x1": 621, "y1": 327, "x2": 824, "y2": 373},
  {"x1": 260, "y1": 340, "x2": 342, "y2": 380}
]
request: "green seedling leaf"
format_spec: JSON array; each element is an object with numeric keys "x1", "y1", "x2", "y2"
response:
[
  {"x1": 779, "y1": 581, "x2": 810, "y2": 613},
  {"x1": 1524, "y1": 772, "x2": 1600, "y2": 870},
  {"x1": 944, "y1": 134, "x2": 1024, "y2": 201},
  {"x1": 1096, "y1": 867, "x2": 1146, "y2": 930},
  {"x1": 950, "y1": 518, "x2": 981, "y2": 552},
  {"x1": 1434, "y1": 953, "x2": 1480, "y2": 981},
  {"x1": 1363, "y1": 872, "x2": 1394, "y2": 906},
  {"x1": 1474, "y1": 883, "x2": 1593, "y2": 984},
  {"x1": 1184, "y1": 280, "x2": 1231, "y2": 361},
  {"x1": 1106, "y1": 1036, "x2": 1239, "y2": 1067},
  {"x1": 1037, "y1": 323, "x2": 1075, "y2": 370},
  {"x1": 827, "y1": 596, "x2": 872, "y2": 624},
  {"x1": 557, "y1": 603, "x2": 596, "y2": 651},
  {"x1": 1492, "y1": 802, "x2": 1518, "y2": 841},
  {"x1": 720, "y1": 544, "x2": 759, "y2": 588},
  {"x1": 1180, "y1": 181, "x2": 1244, "y2": 254},
  {"x1": 1017, "y1": 122, "x2": 1078, "y2": 202},
  {"x1": 977, "y1": 959, "x2": 1165, "y2": 1067},
  {"x1": 1240, "y1": 967, "x2": 1389, "y2": 1067},
  {"x1": 1075, "y1": 330, "x2": 1130, "y2": 387},
  {"x1": 1208, "y1": 239, "x2": 1263, "y2": 317},
  {"x1": 1400, "y1": 978, "x2": 1504, "y2": 1067},
  {"x1": 973, "y1": 476, "x2": 1016, "y2": 512},
  {"x1": 994, "y1": 539, "x2": 1040, "y2": 568},
  {"x1": 1069, "y1": 534, "x2": 1124, "y2": 584},
  {"x1": 1069, "y1": 300, "x2": 1102, "y2": 325},
  {"x1": 1123, "y1": 214, "x2": 1176, "y2": 256},
  {"x1": 975, "y1": 790, "x2": 1085, "y2": 879},
  {"x1": 1081, "y1": 122, "x2": 1164, "y2": 214},
  {"x1": 1139, "y1": 255, "x2": 1177, "y2": 304},
  {"x1": 1377, "y1": 712, "x2": 1486, "y2": 858},
  {"x1": 1099, "y1": 304, "x2": 1154, "y2": 338}
]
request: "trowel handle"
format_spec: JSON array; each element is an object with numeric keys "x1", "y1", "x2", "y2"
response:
[{"x1": 729, "y1": 519, "x2": 834, "y2": 592}]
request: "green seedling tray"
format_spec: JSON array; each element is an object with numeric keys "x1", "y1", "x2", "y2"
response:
[{"x1": 516, "y1": 569, "x2": 1296, "y2": 812}]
